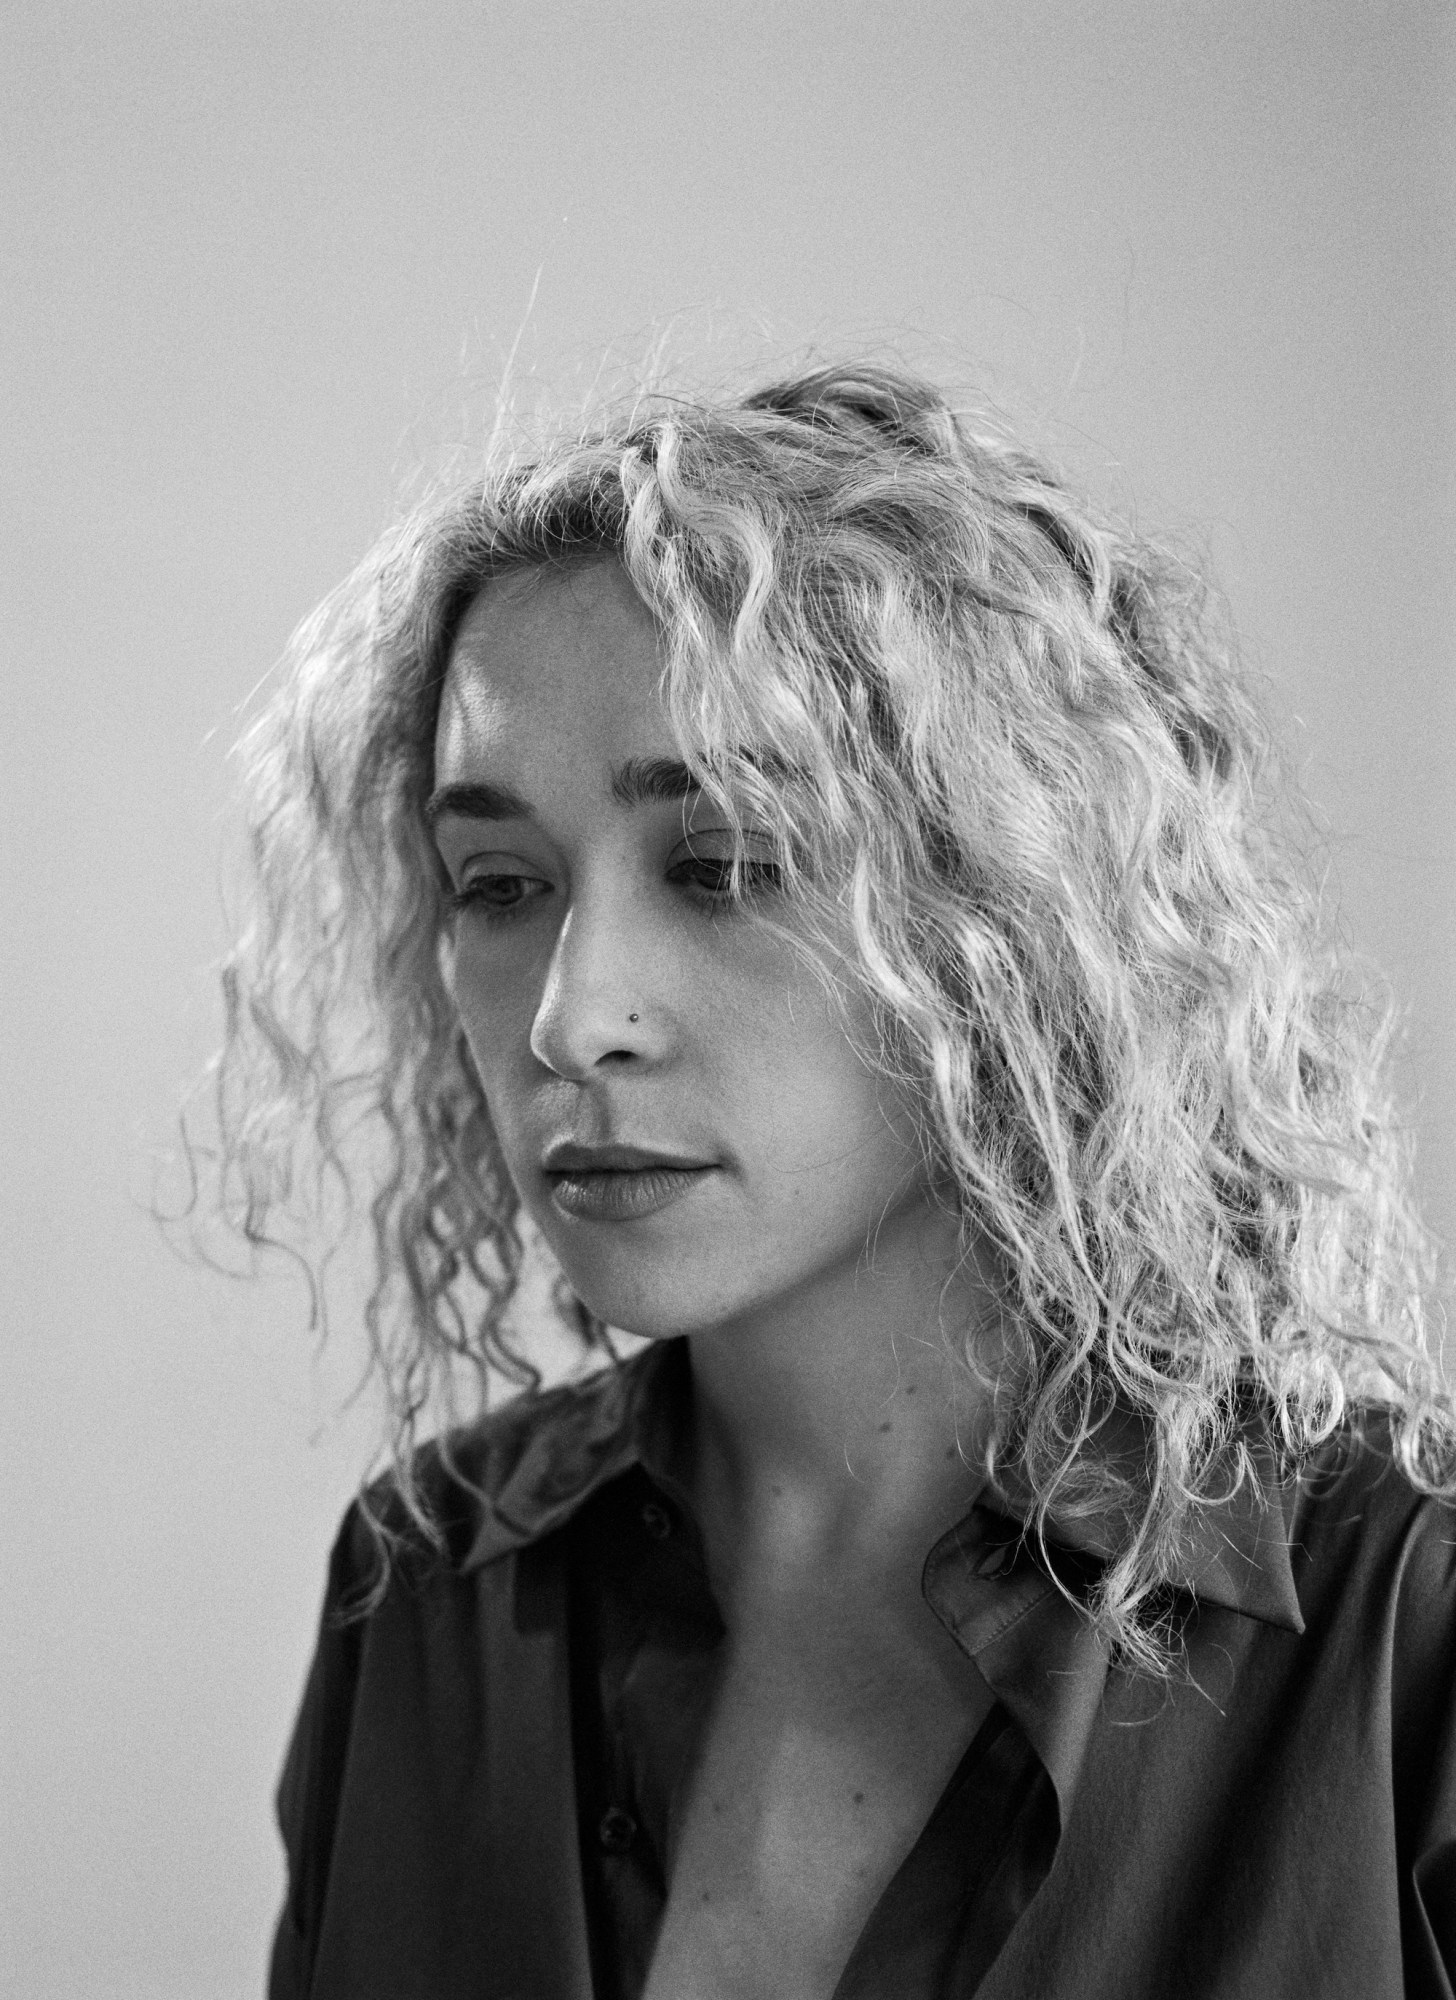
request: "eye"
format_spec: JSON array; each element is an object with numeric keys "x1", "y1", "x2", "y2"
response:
[
  {"x1": 448, "y1": 870, "x2": 553, "y2": 921},
  {"x1": 667, "y1": 843, "x2": 784, "y2": 903}
]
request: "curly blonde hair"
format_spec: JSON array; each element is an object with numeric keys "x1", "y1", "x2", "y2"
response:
[{"x1": 209, "y1": 361, "x2": 1451, "y2": 1669}]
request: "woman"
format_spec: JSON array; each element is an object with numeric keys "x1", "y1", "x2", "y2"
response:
[{"x1": 215, "y1": 363, "x2": 1456, "y2": 1997}]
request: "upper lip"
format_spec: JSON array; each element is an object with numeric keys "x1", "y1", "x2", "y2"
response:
[{"x1": 542, "y1": 1141, "x2": 715, "y2": 1174}]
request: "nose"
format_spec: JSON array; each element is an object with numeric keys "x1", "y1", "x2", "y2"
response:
[{"x1": 528, "y1": 882, "x2": 661, "y2": 1079}]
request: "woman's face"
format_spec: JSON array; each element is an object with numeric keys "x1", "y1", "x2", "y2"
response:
[{"x1": 431, "y1": 559, "x2": 954, "y2": 1341}]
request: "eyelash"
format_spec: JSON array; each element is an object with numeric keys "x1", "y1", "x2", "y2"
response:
[{"x1": 446, "y1": 856, "x2": 783, "y2": 923}]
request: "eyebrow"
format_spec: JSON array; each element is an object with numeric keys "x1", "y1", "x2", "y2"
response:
[{"x1": 424, "y1": 756, "x2": 703, "y2": 828}]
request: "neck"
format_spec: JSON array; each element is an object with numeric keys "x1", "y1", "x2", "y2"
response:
[{"x1": 680, "y1": 1199, "x2": 1002, "y2": 1602}]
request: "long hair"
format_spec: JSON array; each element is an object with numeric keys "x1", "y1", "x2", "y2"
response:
[{"x1": 207, "y1": 361, "x2": 1451, "y2": 1669}]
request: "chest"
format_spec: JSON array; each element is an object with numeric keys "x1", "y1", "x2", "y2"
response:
[{"x1": 641, "y1": 1607, "x2": 995, "y2": 2000}]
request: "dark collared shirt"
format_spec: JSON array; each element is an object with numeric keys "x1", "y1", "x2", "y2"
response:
[{"x1": 269, "y1": 1341, "x2": 1456, "y2": 1998}]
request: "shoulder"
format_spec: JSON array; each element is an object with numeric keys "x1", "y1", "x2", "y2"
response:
[
  {"x1": 1289, "y1": 1407, "x2": 1456, "y2": 1650},
  {"x1": 1293, "y1": 1407, "x2": 1456, "y2": 1543}
]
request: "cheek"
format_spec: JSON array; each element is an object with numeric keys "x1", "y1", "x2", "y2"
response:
[
  {"x1": 739, "y1": 993, "x2": 920, "y2": 1195},
  {"x1": 447, "y1": 939, "x2": 536, "y2": 1102}
]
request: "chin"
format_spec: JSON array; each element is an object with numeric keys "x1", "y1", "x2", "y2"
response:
[
  {"x1": 560, "y1": 1268, "x2": 724, "y2": 1344},
  {"x1": 545, "y1": 1237, "x2": 765, "y2": 1346}
]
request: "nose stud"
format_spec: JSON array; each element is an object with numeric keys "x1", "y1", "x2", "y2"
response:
[{"x1": 628, "y1": 1012, "x2": 639, "y2": 1023}]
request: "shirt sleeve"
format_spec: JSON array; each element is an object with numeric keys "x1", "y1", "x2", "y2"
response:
[
  {"x1": 1393, "y1": 1491, "x2": 1456, "y2": 1998},
  {"x1": 267, "y1": 1506, "x2": 371, "y2": 2000}
]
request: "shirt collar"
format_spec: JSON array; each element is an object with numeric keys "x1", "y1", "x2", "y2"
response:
[
  {"x1": 456, "y1": 1345, "x2": 665, "y2": 1569},
  {"x1": 456, "y1": 1338, "x2": 1306, "y2": 1851},
  {"x1": 917, "y1": 1436, "x2": 1305, "y2": 1829},
  {"x1": 457, "y1": 1337, "x2": 1304, "y2": 1636}
]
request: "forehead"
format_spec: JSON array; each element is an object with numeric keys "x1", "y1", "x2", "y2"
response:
[{"x1": 436, "y1": 559, "x2": 669, "y2": 775}]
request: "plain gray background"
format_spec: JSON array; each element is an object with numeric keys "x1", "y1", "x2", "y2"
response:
[{"x1": 4, "y1": 4, "x2": 1452, "y2": 1995}]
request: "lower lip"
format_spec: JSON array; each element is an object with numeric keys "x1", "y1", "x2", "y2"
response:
[{"x1": 546, "y1": 1166, "x2": 717, "y2": 1222}]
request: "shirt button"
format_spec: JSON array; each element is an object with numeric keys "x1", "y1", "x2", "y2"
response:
[
  {"x1": 640, "y1": 1501, "x2": 673, "y2": 1540},
  {"x1": 597, "y1": 1806, "x2": 637, "y2": 1853}
]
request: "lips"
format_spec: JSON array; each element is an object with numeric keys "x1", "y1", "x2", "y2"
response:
[
  {"x1": 541, "y1": 1141, "x2": 718, "y2": 1222},
  {"x1": 542, "y1": 1141, "x2": 714, "y2": 1174}
]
